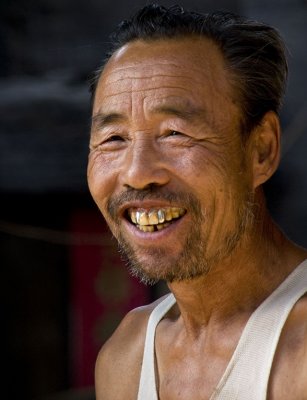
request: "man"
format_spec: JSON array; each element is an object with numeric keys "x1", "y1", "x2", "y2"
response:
[{"x1": 87, "y1": 4, "x2": 307, "y2": 399}]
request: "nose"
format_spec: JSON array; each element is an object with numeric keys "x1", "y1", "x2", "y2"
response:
[{"x1": 120, "y1": 138, "x2": 170, "y2": 190}]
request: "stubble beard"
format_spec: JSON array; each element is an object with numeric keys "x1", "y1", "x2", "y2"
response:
[
  {"x1": 107, "y1": 187, "x2": 255, "y2": 286},
  {"x1": 117, "y1": 216, "x2": 208, "y2": 285}
]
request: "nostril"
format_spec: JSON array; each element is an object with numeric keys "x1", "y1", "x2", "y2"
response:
[
  {"x1": 124, "y1": 182, "x2": 162, "y2": 191},
  {"x1": 120, "y1": 145, "x2": 170, "y2": 190}
]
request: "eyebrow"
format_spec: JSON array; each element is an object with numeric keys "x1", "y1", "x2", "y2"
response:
[
  {"x1": 91, "y1": 112, "x2": 127, "y2": 130},
  {"x1": 150, "y1": 104, "x2": 207, "y2": 123},
  {"x1": 91, "y1": 103, "x2": 208, "y2": 130}
]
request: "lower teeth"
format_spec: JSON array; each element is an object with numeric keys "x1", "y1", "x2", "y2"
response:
[{"x1": 137, "y1": 222, "x2": 170, "y2": 232}]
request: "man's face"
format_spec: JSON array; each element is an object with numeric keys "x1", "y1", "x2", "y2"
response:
[{"x1": 88, "y1": 37, "x2": 255, "y2": 284}]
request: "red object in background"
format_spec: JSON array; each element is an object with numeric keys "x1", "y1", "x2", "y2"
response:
[{"x1": 69, "y1": 208, "x2": 150, "y2": 388}]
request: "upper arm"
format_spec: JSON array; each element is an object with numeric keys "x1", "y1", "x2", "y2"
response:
[
  {"x1": 269, "y1": 293, "x2": 307, "y2": 399},
  {"x1": 94, "y1": 306, "x2": 151, "y2": 400}
]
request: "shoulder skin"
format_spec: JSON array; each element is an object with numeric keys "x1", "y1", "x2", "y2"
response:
[
  {"x1": 94, "y1": 295, "x2": 169, "y2": 400},
  {"x1": 269, "y1": 293, "x2": 307, "y2": 399}
]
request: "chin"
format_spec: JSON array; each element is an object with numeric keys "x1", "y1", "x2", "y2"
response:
[{"x1": 118, "y1": 239, "x2": 211, "y2": 285}]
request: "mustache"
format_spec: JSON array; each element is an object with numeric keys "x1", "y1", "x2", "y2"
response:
[{"x1": 107, "y1": 186, "x2": 202, "y2": 221}]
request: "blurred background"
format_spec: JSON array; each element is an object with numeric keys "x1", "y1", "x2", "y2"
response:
[{"x1": 0, "y1": 0, "x2": 306, "y2": 399}]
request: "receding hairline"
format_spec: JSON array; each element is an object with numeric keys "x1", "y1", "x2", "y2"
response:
[
  {"x1": 94, "y1": 35, "x2": 237, "y2": 98},
  {"x1": 93, "y1": 35, "x2": 242, "y2": 126}
]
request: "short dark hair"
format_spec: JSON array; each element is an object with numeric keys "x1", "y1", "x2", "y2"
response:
[{"x1": 90, "y1": 4, "x2": 288, "y2": 135}]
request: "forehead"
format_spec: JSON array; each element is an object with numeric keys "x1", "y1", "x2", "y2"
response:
[{"x1": 93, "y1": 37, "x2": 237, "y2": 119}]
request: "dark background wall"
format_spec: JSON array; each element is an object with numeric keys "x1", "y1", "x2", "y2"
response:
[{"x1": 1, "y1": 1, "x2": 306, "y2": 399}]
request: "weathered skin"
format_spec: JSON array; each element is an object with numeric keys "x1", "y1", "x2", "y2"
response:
[{"x1": 88, "y1": 37, "x2": 307, "y2": 400}]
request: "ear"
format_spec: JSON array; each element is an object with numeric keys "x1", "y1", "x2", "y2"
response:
[{"x1": 249, "y1": 111, "x2": 281, "y2": 189}]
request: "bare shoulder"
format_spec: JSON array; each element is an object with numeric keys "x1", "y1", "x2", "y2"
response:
[
  {"x1": 269, "y1": 293, "x2": 307, "y2": 399},
  {"x1": 289, "y1": 293, "x2": 307, "y2": 385},
  {"x1": 95, "y1": 294, "x2": 170, "y2": 400}
]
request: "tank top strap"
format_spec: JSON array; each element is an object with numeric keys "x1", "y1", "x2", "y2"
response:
[
  {"x1": 211, "y1": 259, "x2": 307, "y2": 400},
  {"x1": 137, "y1": 293, "x2": 176, "y2": 400},
  {"x1": 137, "y1": 260, "x2": 307, "y2": 400}
]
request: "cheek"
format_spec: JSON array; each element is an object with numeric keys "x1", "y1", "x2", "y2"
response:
[
  {"x1": 175, "y1": 139, "x2": 234, "y2": 178},
  {"x1": 173, "y1": 147, "x2": 227, "y2": 193},
  {"x1": 87, "y1": 152, "x2": 119, "y2": 210},
  {"x1": 179, "y1": 149, "x2": 249, "y2": 219},
  {"x1": 167, "y1": 146, "x2": 209, "y2": 180}
]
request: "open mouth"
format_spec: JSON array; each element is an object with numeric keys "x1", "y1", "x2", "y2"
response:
[{"x1": 126, "y1": 207, "x2": 186, "y2": 232}]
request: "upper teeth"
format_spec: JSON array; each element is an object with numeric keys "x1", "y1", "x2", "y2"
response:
[{"x1": 129, "y1": 207, "x2": 185, "y2": 226}]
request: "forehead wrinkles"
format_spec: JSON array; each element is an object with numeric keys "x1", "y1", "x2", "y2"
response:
[
  {"x1": 95, "y1": 37, "x2": 239, "y2": 110},
  {"x1": 105, "y1": 60, "x2": 199, "y2": 81},
  {"x1": 101, "y1": 62, "x2": 207, "y2": 94},
  {"x1": 96, "y1": 62, "x2": 207, "y2": 119},
  {"x1": 96, "y1": 59, "x2": 231, "y2": 117}
]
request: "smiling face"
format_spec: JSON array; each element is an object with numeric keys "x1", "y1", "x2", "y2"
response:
[{"x1": 87, "y1": 37, "x2": 256, "y2": 284}]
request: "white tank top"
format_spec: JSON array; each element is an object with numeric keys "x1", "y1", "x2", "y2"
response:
[{"x1": 137, "y1": 259, "x2": 307, "y2": 400}]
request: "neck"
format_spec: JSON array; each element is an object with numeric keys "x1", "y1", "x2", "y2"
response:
[{"x1": 167, "y1": 211, "x2": 307, "y2": 334}]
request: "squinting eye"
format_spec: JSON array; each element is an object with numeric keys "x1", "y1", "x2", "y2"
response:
[
  {"x1": 105, "y1": 135, "x2": 124, "y2": 142},
  {"x1": 169, "y1": 130, "x2": 182, "y2": 136}
]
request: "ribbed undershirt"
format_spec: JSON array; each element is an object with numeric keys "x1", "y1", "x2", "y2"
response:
[{"x1": 137, "y1": 259, "x2": 307, "y2": 400}]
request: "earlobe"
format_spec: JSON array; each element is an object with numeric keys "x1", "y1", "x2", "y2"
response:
[{"x1": 251, "y1": 111, "x2": 281, "y2": 189}]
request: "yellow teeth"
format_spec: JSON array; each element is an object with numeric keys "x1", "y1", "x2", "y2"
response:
[
  {"x1": 165, "y1": 208, "x2": 172, "y2": 221},
  {"x1": 130, "y1": 212, "x2": 137, "y2": 224},
  {"x1": 148, "y1": 210, "x2": 159, "y2": 225},
  {"x1": 138, "y1": 222, "x2": 171, "y2": 232},
  {"x1": 128, "y1": 207, "x2": 185, "y2": 227},
  {"x1": 157, "y1": 222, "x2": 170, "y2": 230},
  {"x1": 138, "y1": 211, "x2": 148, "y2": 226},
  {"x1": 138, "y1": 225, "x2": 155, "y2": 233}
]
